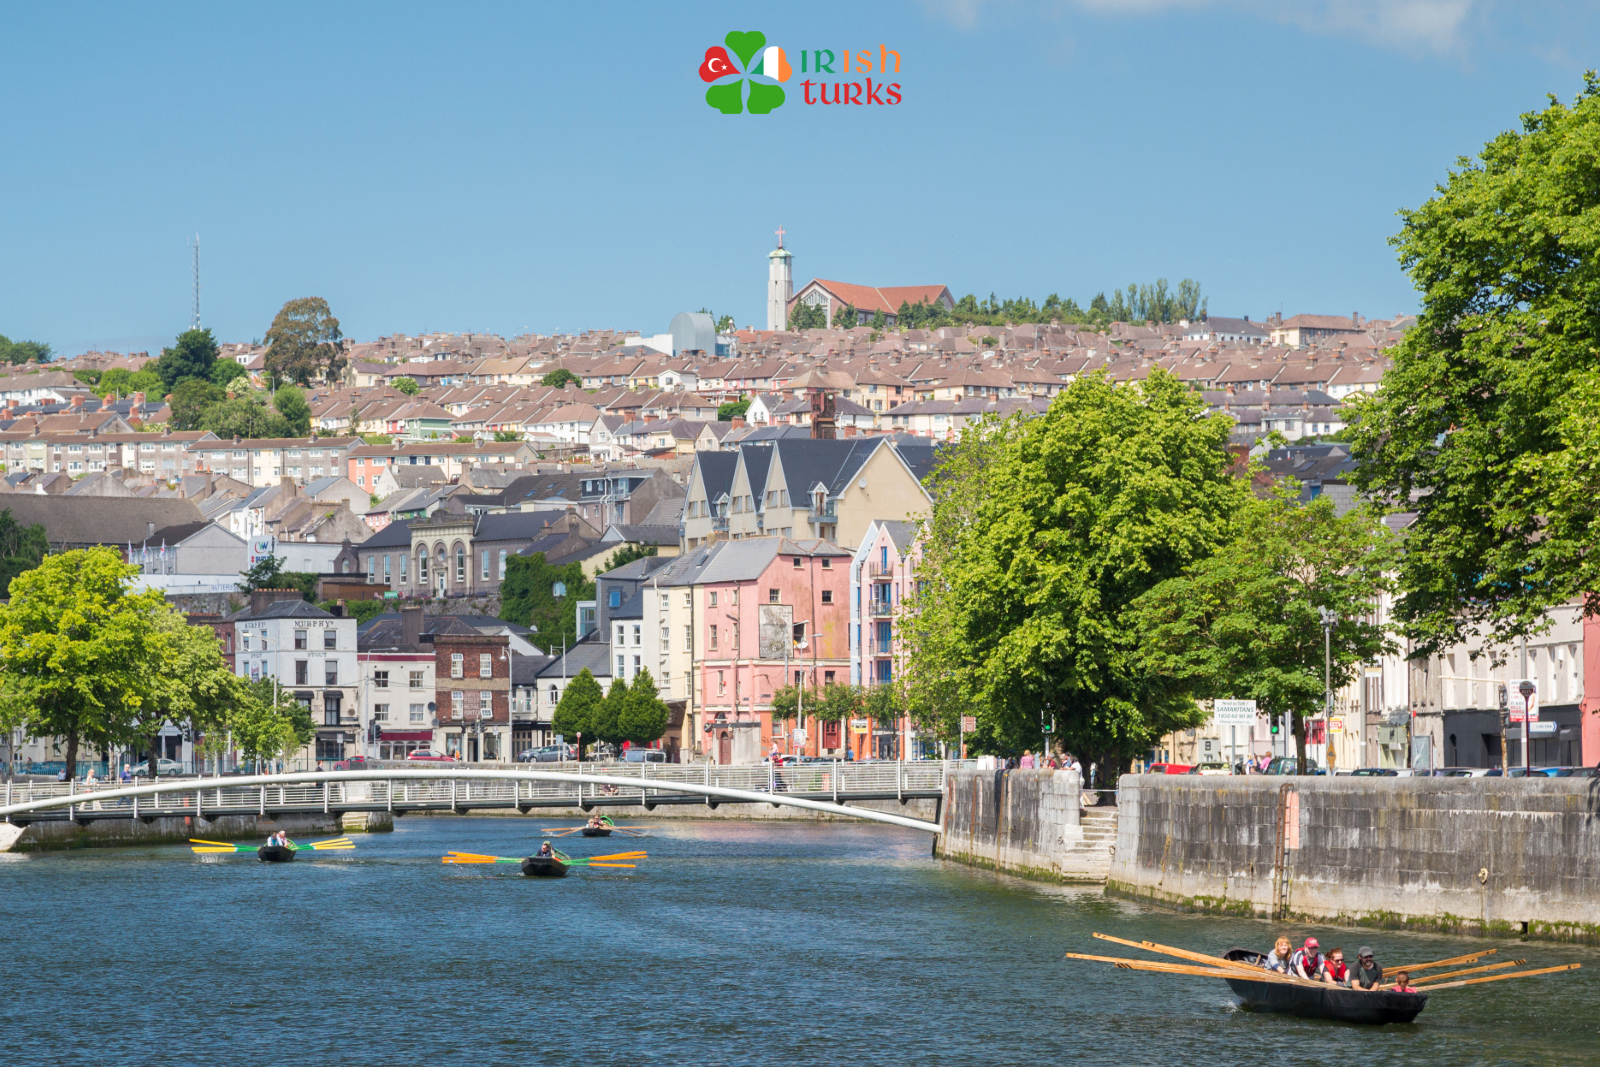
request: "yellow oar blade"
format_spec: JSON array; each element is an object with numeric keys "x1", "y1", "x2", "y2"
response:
[
  {"x1": 443, "y1": 851, "x2": 509, "y2": 864},
  {"x1": 189, "y1": 839, "x2": 238, "y2": 847},
  {"x1": 584, "y1": 862, "x2": 636, "y2": 868},
  {"x1": 308, "y1": 841, "x2": 355, "y2": 850},
  {"x1": 191, "y1": 847, "x2": 239, "y2": 853},
  {"x1": 586, "y1": 851, "x2": 646, "y2": 861}
]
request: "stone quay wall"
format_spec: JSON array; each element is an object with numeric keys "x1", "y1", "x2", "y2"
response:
[
  {"x1": 935, "y1": 768, "x2": 1101, "y2": 881},
  {"x1": 1106, "y1": 775, "x2": 1600, "y2": 944},
  {"x1": 7, "y1": 810, "x2": 349, "y2": 852}
]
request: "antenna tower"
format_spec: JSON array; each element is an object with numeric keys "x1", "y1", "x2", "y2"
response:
[{"x1": 191, "y1": 234, "x2": 201, "y2": 330}]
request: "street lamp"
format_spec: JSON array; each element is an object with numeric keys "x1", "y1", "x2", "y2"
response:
[
  {"x1": 1518, "y1": 679, "x2": 1535, "y2": 776},
  {"x1": 1318, "y1": 607, "x2": 1338, "y2": 772}
]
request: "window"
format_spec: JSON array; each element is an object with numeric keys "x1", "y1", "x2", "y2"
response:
[
  {"x1": 479, "y1": 690, "x2": 493, "y2": 717},
  {"x1": 450, "y1": 653, "x2": 464, "y2": 678},
  {"x1": 367, "y1": 556, "x2": 376, "y2": 584},
  {"x1": 792, "y1": 557, "x2": 802, "y2": 569},
  {"x1": 731, "y1": 589, "x2": 738, "y2": 605},
  {"x1": 632, "y1": 624, "x2": 641, "y2": 646},
  {"x1": 769, "y1": 588, "x2": 779, "y2": 603},
  {"x1": 295, "y1": 661, "x2": 308, "y2": 685},
  {"x1": 374, "y1": 670, "x2": 389, "y2": 689},
  {"x1": 821, "y1": 589, "x2": 833, "y2": 604},
  {"x1": 479, "y1": 653, "x2": 492, "y2": 678},
  {"x1": 242, "y1": 632, "x2": 252, "y2": 652},
  {"x1": 824, "y1": 670, "x2": 835, "y2": 685},
  {"x1": 418, "y1": 551, "x2": 428, "y2": 582},
  {"x1": 481, "y1": 550, "x2": 489, "y2": 580},
  {"x1": 400, "y1": 555, "x2": 408, "y2": 583},
  {"x1": 409, "y1": 670, "x2": 424, "y2": 689},
  {"x1": 609, "y1": 589, "x2": 621, "y2": 608},
  {"x1": 549, "y1": 684, "x2": 558, "y2": 706},
  {"x1": 710, "y1": 625, "x2": 718, "y2": 651},
  {"x1": 451, "y1": 691, "x2": 464, "y2": 718},
  {"x1": 294, "y1": 629, "x2": 307, "y2": 650},
  {"x1": 383, "y1": 555, "x2": 391, "y2": 585},
  {"x1": 718, "y1": 670, "x2": 726, "y2": 695},
  {"x1": 498, "y1": 549, "x2": 507, "y2": 579},
  {"x1": 709, "y1": 591, "x2": 718, "y2": 607},
  {"x1": 373, "y1": 704, "x2": 389, "y2": 721},
  {"x1": 661, "y1": 626, "x2": 669, "y2": 648},
  {"x1": 617, "y1": 654, "x2": 626, "y2": 676},
  {"x1": 325, "y1": 661, "x2": 338, "y2": 685},
  {"x1": 455, "y1": 544, "x2": 465, "y2": 582},
  {"x1": 684, "y1": 592, "x2": 692, "y2": 607},
  {"x1": 684, "y1": 624, "x2": 692, "y2": 651},
  {"x1": 552, "y1": 581, "x2": 567, "y2": 597},
  {"x1": 409, "y1": 703, "x2": 425, "y2": 723},
  {"x1": 821, "y1": 558, "x2": 831, "y2": 569}
]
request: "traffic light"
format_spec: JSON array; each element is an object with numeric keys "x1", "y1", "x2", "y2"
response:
[
  {"x1": 374, "y1": 723, "x2": 383, "y2": 741},
  {"x1": 1270, "y1": 718, "x2": 1280, "y2": 735}
]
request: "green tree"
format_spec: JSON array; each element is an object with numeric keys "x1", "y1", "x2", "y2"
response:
[
  {"x1": 392, "y1": 376, "x2": 420, "y2": 395},
  {"x1": 155, "y1": 328, "x2": 219, "y2": 390},
  {"x1": 499, "y1": 553, "x2": 594, "y2": 650},
  {"x1": 789, "y1": 302, "x2": 827, "y2": 331},
  {"x1": 168, "y1": 378, "x2": 224, "y2": 431},
  {"x1": 812, "y1": 682, "x2": 862, "y2": 754},
  {"x1": 127, "y1": 607, "x2": 242, "y2": 778},
  {"x1": 831, "y1": 303, "x2": 857, "y2": 328},
  {"x1": 551, "y1": 669, "x2": 603, "y2": 755},
  {"x1": 1128, "y1": 489, "x2": 1397, "y2": 773},
  {"x1": 619, "y1": 668, "x2": 670, "y2": 745},
  {"x1": 202, "y1": 392, "x2": 293, "y2": 439},
  {"x1": 0, "y1": 335, "x2": 53, "y2": 365},
  {"x1": 602, "y1": 543, "x2": 656, "y2": 571},
  {"x1": 901, "y1": 369, "x2": 1249, "y2": 769},
  {"x1": 716, "y1": 314, "x2": 736, "y2": 333},
  {"x1": 238, "y1": 556, "x2": 318, "y2": 601},
  {"x1": 232, "y1": 678, "x2": 314, "y2": 767},
  {"x1": 870, "y1": 309, "x2": 887, "y2": 331},
  {"x1": 94, "y1": 367, "x2": 134, "y2": 398},
  {"x1": 541, "y1": 368, "x2": 580, "y2": 389},
  {"x1": 593, "y1": 678, "x2": 628, "y2": 746},
  {"x1": 717, "y1": 399, "x2": 749, "y2": 421},
  {"x1": 493, "y1": 429, "x2": 523, "y2": 442},
  {"x1": 0, "y1": 549, "x2": 167, "y2": 779},
  {"x1": 1351, "y1": 75, "x2": 1600, "y2": 652},
  {"x1": 264, "y1": 297, "x2": 346, "y2": 385},
  {"x1": 73, "y1": 369, "x2": 103, "y2": 387},
  {"x1": 0, "y1": 508, "x2": 49, "y2": 593},
  {"x1": 211, "y1": 357, "x2": 249, "y2": 387},
  {"x1": 124, "y1": 367, "x2": 163, "y2": 397},
  {"x1": 273, "y1": 384, "x2": 312, "y2": 436}
]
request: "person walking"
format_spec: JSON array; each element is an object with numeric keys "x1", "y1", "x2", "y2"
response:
[{"x1": 1019, "y1": 750, "x2": 1035, "y2": 769}]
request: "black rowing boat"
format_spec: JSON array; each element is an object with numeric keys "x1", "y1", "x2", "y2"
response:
[
  {"x1": 1222, "y1": 949, "x2": 1426, "y2": 1025},
  {"x1": 520, "y1": 854, "x2": 570, "y2": 878},
  {"x1": 258, "y1": 844, "x2": 297, "y2": 863},
  {"x1": 580, "y1": 826, "x2": 612, "y2": 838}
]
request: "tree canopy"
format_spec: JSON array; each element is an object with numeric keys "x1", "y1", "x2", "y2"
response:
[
  {"x1": 551, "y1": 669, "x2": 603, "y2": 755},
  {"x1": 392, "y1": 376, "x2": 420, "y2": 395},
  {"x1": 273, "y1": 384, "x2": 312, "y2": 436},
  {"x1": 901, "y1": 369, "x2": 1249, "y2": 768},
  {"x1": 200, "y1": 391, "x2": 294, "y2": 439},
  {"x1": 1350, "y1": 75, "x2": 1600, "y2": 652},
  {"x1": 717, "y1": 399, "x2": 749, "y2": 421},
  {"x1": 211, "y1": 357, "x2": 249, "y2": 387},
  {"x1": 789, "y1": 302, "x2": 827, "y2": 330},
  {"x1": 540, "y1": 368, "x2": 579, "y2": 389},
  {"x1": 94, "y1": 367, "x2": 162, "y2": 399},
  {"x1": 264, "y1": 297, "x2": 345, "y2": 385},
  {"x1": 154, "y1": 328, "x2": 219, "y2": 390},
  {"x1": 499, "y1": 552, "x2": 594, "y2": 651},
  {"x1": 0, "y1": 508, "x2": 49, "y2": 593},
  {"x1": 1128, "y1": 488, "x2": 1397, "y2": 770},
  {"x1": 168, "y1": 378, "x2": 224, "y2": 431},
  {"x1": 618, "y1": 668, "x2": 670, "y2": 745},
  {"x1": 0, "y1": 334, "x2": 53, "y2": 365}
]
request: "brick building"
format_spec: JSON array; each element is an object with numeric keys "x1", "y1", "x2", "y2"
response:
[{"x1": 433, "y1": 631, "x2": 512, "y2": 761}]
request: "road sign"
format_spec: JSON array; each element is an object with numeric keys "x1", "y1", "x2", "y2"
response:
[
  {"x1": 1327, "y1": 717, "x2": 1344, "y2": 734},
  {"x1": 960, "y1": 715, "x2": 977, "y2": 732},
  {"x1": 553, "y1": 734, "x2": 564, "y2": 745},
  {"x1": 1508, "y1": 679, "x2": 1539, "y2": 723},
  {"x1": 1528, "y1": 720, "x2": 1558, "y2": 737},
  {"x1": 1213, "y1": 699, "x2": 1258, "y2": 726}
]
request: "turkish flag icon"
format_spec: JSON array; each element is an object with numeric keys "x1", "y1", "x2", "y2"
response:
[{"x1": 698, "y1": 46, "x2": 737, "y2": 82}]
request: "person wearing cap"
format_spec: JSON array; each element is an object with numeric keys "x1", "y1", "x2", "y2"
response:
[
  {"x1": 1290, "y1": 937, "x2": 1325, "y2": 980},
  {"x1": 1352, "y1": 946, "x2": 1384, "y2": 990}
]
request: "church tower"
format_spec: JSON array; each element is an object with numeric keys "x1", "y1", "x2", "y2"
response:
[{"x1": 767, "y1": 226, "x2": 793, "y2": 331}]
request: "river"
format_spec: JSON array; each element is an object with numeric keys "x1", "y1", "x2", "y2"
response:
[{"x1": 2, "y1": 817, "x2": 1594, "y2": 1066}]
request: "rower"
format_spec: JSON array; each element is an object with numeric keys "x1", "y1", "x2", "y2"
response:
[
  {"x1": 587, "y1": 813, "x2": 605, "y2": 829},
  {"x1": 537, "y1": 840, "x2": 554, "y2": 857},
  {"x1": 1263, "y1": 936, "x2": 1292, "y2": 974},
  {"x1": 1321, "y1": 947, "x2": 1349, "y2": 986},
  {"x1": 1291, "y1": 937, "x2": 1324, "y2": 981},
  {"x1": 1389, "y1": 970, "x2": 1418, "y2": 993},
  {"x1": 1352, "y1": 947, "x2": 1384, "y2": 990}
]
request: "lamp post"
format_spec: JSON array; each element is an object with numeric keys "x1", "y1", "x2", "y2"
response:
[
  {"x1": 1518, "y1": 679, "x2": 1535, "y2": 776},
  {"x1": 1318, "y1": 607, "x2": 1338, "y2": 772}
]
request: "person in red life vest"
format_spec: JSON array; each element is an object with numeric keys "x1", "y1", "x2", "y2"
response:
[
  {"x1": 1321, "y1": 947, "x2": 1350, "y2": 985},
  {"x1": 1290, "y1": 937, "x2": 1324, "y2": 980},
  {"x1": 1389, "y1": 970, "x2": 1418, "y2": 993}
]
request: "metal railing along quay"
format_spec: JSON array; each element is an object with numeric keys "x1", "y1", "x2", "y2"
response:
[{"x1": 1, "y1": 760, "x2": 970, "y2": 824}]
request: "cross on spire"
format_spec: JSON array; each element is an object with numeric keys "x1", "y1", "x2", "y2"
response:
[{"x1": 775, "y1": 225, "x2": 786, "y2": 249}]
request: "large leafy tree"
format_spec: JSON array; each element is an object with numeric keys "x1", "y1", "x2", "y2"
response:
[
  {"x1": 1128, "y1": 489, "x2": 1397, "y2": 772},
  {"x1": 1350, "y1": 75, "x2": 1600, "y2": 652},
  {"x1": 550, "y1": 668, "x2": 603, "y2": 755},
  {"x1": 593, "y1": 678, "x2": 627, "y2": 746},
  {"x1": 392, "y1": 376, "x2": 420, "y2": 395},
  {"x1": 168, "y1": 378, "x2": 224, "y2": 431},
  {"x1": 788, "y1": 302, "x2": 827, "y2": 331},
  {"x1": 273, "y1": 384, "x2": 312, "y2": 436},
  {"x1": 0, "y1": 335, "x2": 53, "y2": 365},
  {"x1": 901, "y1": 369, "x2": 1249, "y2": 769},
  {"x1": 264, "y1": 297, "x2": 346, "y2": 385},
  {"x1": 499, "y1": 553, "x2": 594, "y2": 651},
  {"x1": 231, "y1": 678, "x2": 315, "y2": 766},
  {"x1": 211, "y1": 358, "x2": 249, "y2": 388},
  {"x1": 0, "y1": 549, "x2": 167, "y2": 779},
  {"x1": 127, "y1": 607, "x2": 243, "y2": 778},
  {"x1": 618, "y1": 667, "x2": 670, "y2": 745},
  {"x1": 155, "y1": 328, "x2": 219, "y2": 390},
  {"x1": 540, "y1": 368, "x2": 578, "y2": 389},
  {"x1": 201, "y1": 392, "x2": 293, "y2": 439}
]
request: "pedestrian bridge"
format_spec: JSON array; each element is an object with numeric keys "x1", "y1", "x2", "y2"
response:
[{"x1": 0, "y1": 761, "x2": 959, "y2": 838}]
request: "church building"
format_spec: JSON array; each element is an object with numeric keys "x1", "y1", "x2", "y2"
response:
[{"x1": 764, "y1": 227, "x2": 953, "y2": 329}]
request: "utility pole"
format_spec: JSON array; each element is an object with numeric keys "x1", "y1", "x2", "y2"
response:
[
  {"x1": 1318, "y1": 608, "x2": 1338, "y2": 772},
  {"x1": 191, "y1": 233, "x2": 201, "y2": 330}
]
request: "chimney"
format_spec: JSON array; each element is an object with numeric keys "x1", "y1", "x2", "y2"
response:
[
  {"x1": 71, "y1": 395, "x2": 84, "y2": 411},
  {"x1": 248, "y1": 587, "x2": 305, "y2": 615},
  {"x1": 401, "y1": 603, "x2": 423, "y2": 650},
  {"x1": 731, "y1": 416, "x2": 746, "y2": 428},
  {"x1": 330, "y1": 599, "x2": 346, "y2": 618},
  {"x1": 133, "y1": 391, "x2": 145, "y2": 407},
  {"x1": 146, "y1": 520, "x2": 155, "y2": 539},
  {"x1": 233, "y1": 434, "x2": 242, "y2": 445}
]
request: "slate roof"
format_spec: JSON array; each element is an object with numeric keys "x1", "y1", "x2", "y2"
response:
[
  {"x1": 0, "y1": 496, "x2": 206, "y2": 548},
  {"x1": 471, "y1": 508, "x2": 570, "y2": 542},
  {"x1": 881, "y1": 519, "x2": 919, "y2": 554},
  {"x1": 359, "y1": 519, "x2": 415, "y2": 548},
  {"x1": 535, "y1": 632, "x2": 613, "y2": 681}
]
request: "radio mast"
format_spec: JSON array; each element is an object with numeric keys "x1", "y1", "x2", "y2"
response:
[{"x1": 191, "y1": 234, "x2": 201, "y2": 330}]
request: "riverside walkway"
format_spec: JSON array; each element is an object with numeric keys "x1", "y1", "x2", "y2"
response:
[{"x1": 0, "y1": 760, "x2": 961, "y2": 834}]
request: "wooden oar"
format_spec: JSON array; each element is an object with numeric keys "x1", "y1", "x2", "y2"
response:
[
  {"x1": 1392, "y1": 949, "x2": 1494, "y2": 973},
  {"x1": 1066, "y1": 953, "x2": 1301, "y2": 985},
  {"x1": 189, "y1": 838, "x2": 240, "y2": 847},
  {"x1": 1412, "y1": 960, "x2": 1525, "y2": 984},
  {"x1": 442, "y1": 851, "x2": 519, "y2": 865},
  {"x1": 302, "y1": 838, "x2": 355, "y2": 851},
  {"x1": 1092, "y1": 933, "x2": 1305, "y2": 981},
  {"x1": 1422, "y1": 963, "x2": 1580, "y2": 991},
  {"x1": 580, "y1": 862, "x2": 637, "y2": 868},
  {"x1": 585, "y1": 850, "x2": 646, "y2": 861},
  {"x1": 539, "y1": 828, "x2": 586, "y2": 837}
]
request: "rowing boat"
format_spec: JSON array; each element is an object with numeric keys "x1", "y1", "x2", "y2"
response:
[
  {"x1": 520, "y1": 852, "x2": 570, "y2": 878},
  {"x1": 580, "y1": 826, "x2": 613, "y2": 838},
  {"x1": 258, "y1": 844, "x2": 297, "y2": 863},
  {"x1": 1222, "y1": 949, "x2": 1427, "y2": 1025}
]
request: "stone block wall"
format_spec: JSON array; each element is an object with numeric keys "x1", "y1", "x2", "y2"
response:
[
  {"x1": 936, "y1": 768, "x2": 1091, "y2": 881},
  {"x1": 1107, "y1": 775, "x2": 1600, "y2": 944}
]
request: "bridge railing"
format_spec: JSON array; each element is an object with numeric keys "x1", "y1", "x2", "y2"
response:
[{"x1": 1, "y1": 760, "x2": 969, "y2": 815}]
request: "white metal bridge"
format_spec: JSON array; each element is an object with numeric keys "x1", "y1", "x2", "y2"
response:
[{"x1": 0, "y1": 761, "x2": 959, "y2": 837}]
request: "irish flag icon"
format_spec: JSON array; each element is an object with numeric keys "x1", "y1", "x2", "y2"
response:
[{"x1": 759, "y1": 46, "x2": 791, "y2": 81}]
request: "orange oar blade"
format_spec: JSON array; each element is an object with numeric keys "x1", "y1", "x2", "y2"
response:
[
  {"x1": 443, "y1": 851, "x2": 505, "y2": 864},
  {"x1": 585, "y1": 862, "x2": 636, "y2": 868},
  {"x1": 587, "y1": 851, "x2": 646, "y2": 861}
]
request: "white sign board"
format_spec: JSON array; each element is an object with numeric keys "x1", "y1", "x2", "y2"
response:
[
  {"x1": 1213, "y1": 699, "x2": 1258, "y2": 727},
  {"x1": 1528, "y1": 720, "x2": 1558, "y2": 737},
  {"x1": 1508, "y1": 679, "x2": 1539, "y2": 723},
  {"x1": 960, "y1": 715, "x2": 977, "y2": 732},
  {"x1": 791, "y1": 728, "x2": 807, "y2": 745}
]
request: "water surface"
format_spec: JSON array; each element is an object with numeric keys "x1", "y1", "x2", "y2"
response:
[{"x1": 2, "y1": 817, "x2": 1593, "y2": 1066}]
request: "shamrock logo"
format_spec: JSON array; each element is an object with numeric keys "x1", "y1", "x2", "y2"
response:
[{"x1": 698, "y1": 30, "x2": 790, "y2": 114}]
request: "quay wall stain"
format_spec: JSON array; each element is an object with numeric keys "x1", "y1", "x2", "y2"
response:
[{"x1": 1106, "y1": 775, "x2": 1600, "y2": 945}]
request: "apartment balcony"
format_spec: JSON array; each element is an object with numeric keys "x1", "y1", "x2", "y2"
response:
[
  {"x1": 868, "y1": 600, "x2": 893, "y2": 617},
  {"x1": 806, "y1": 503, "x2": 838, "y2": 526},
  {"x1": 866, "y1": 636, "x2": 895, "y2": 657},
  {"x1": 869, "y1": 560, "x2": 895, "y2": 580}
]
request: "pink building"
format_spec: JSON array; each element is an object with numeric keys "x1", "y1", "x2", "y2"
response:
[
  {"x1": 695, "y1": 538, "x2": 852, "y2": 764},
  {"x1": 851, "y1": 519, "x2": 922, "y2": 759}
]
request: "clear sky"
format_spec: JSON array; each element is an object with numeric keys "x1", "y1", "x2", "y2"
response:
[{"x1": 2, "y1": 1, "x2": 1596, "y2": 355}]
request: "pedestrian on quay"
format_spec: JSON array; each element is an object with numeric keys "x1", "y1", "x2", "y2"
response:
[
  {"x1": 1019, "y1": 750, "x2": 1035, "y2": 769},
  {"x1": 120, "y1": 764, "x2": 132, "y2": 783}
]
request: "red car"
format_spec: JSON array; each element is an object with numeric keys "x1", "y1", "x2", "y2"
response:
[
  {"x1": 1146, "y1": 762, "x2": 1192, "y2": 775},
  {"x1": 406, "y1": 750, "x2": 457, "y2": 762}
]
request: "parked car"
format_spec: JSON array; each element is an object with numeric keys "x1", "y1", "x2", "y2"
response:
[
  {"x1": 623, "y1": 748, "x2": 668, "y2": 764},
  {"x1": 1429, "y1": 767, "x2": 1493, "y2": 777},
  {"x1": 129, "y1": 758, "x2": 184, "y2": 778},
  {"x1": 1146, "y1": 762, "x2": 1192, "y2": 775},
  {"x1": 1265, "y1": 756, "x2": 1323, "y2": 775},
  {"x1": 1186, "y1": 762, "x2": 1232, "y2": 776},
  {"x1": 332, "y1": 757, "x2": 373, "y2": 771},
  {"x1": 406, "y1": 749, "x2": 456, "y2": 762},
  {"x1": 529, "y1": 744, "x2": 576, "y2": 763},
  {"x1": 1348, "y1": 768, "x2": 1398, "y2": 776}
]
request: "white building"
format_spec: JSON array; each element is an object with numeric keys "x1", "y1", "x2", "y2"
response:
[
  {"x1": 356, "y1": 649, "x2": 436, "y2": 759},
  {"x1": 767, "y1": 229, "x2": 794, "y2": 331},
  {"x1": 232, "y1": 599, "x2": 360, "y2": 762}
]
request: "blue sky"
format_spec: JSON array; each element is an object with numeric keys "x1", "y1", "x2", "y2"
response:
[{"x1": 1, "y1": 1, "x2": 1595, "y2": 355}]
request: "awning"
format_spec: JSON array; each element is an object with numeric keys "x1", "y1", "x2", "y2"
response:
[{"x1": 381, "y1": 730, "x2": 433, "y2": 741}]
